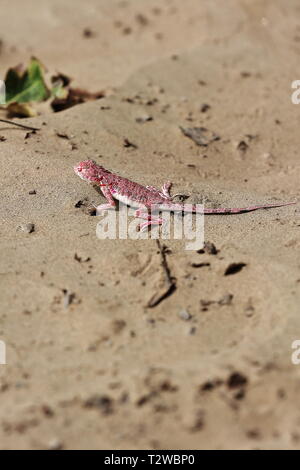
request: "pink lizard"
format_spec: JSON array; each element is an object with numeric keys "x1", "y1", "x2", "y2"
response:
[{"x1": 74, "y1": 160, "x2": 296, "y2": 231}]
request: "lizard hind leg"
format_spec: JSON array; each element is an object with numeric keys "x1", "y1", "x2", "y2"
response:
[
  {"x1": 139, "y1": 219, "x2": 163, "y2": 232},
  {"x1": 134, "y1": 210, "x2": 163, "y2": 232}
]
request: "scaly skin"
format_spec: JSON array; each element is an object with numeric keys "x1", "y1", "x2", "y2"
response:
[{"x1": 74, "y1": 160, "x2": 296, "y2": 230}]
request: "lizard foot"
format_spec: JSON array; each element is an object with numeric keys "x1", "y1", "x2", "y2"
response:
[
  {"x1": 138, "y1": 219, "x2": 163, "y2": 232},
  {"x1": 135, "y1": 210, "x2": 163, "y2": 232},
  {"x1": 94, "y1": 203, "x2": 116, "y2": 216}
]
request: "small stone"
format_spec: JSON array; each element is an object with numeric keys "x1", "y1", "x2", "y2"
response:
[
  {"x1": 122, "y1": 27, "x2": 132, "y2": 35},
  {"x1": 227, "y1": 372, "x2": 248, "y2": 389},
  {"x1": 240, "y1": 71, "x2": 251, "y2": 78},
  {"x1": 18, "y1": 223, "x2": 35, "y2": 233},
  {"x1": 197, "y1": 241, "x2": 218, "y2": 255},
  {"x1": 200, "y1": 103, "x2": 210, "y2": 113},
  {"x1": 62, "y1": 290, "x2": 76, "y2": 308},
  {"x1": 218, "y1": 293, "x2": 233, "y2": 306},
  {"x1": 178, "y1": 309, "x2": 192, "y2": 321},
  {"x1": 48, "y1": 438, "x2": 64, "y2": 450},
  {"x1": 224, "y1": 263, "x2": 246, "y2": 276},
  {"x1": 83, "y1": 28, "x2": 95, "y2": 38},
  {"x1": 135, "y1": 13, "x2": 148, "y2": 26},
  {"x1": 83, "y1": 394, "x2": 113, "y2": 414},
  {"x1": 188, "y1": 326, "x2": 197, "y2": 335},
  {"x1": 246, "y1": 428, "x2": 261, "y2": 440},
  {"x1": 237, "y1": 140, "x2": 248, "y2": 152},
  {"x1": 180, "y1": 126, "x2": 220, "y2": 147},
  {"x1": 28, "y1": 190, "x2": 36, "y2": 195},
  {"x1": 111, "y1": 319, "x2": 126, "y2": 333},
  {"x1": 136, "y1": 115, "x2": 153, "y2": 123},
  {"x1": 200, "y1": 299, "x2": 215, "y2": 311},
  {"x1": 41, "y1": 404, "x2": 55, "y2": 417},
  {"x1": 123, "y1": 138, "x2": 137, "y2": 148},
  {"x1": 74, "y1": 199, "x2": 85, "y2": 208}
]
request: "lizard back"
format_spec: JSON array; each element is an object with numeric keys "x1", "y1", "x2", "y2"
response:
[{"x1": 106, "y1": 174, "x2": 168, "y2": 208}]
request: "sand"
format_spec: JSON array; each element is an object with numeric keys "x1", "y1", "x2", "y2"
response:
[{"x1": 0, "y1": 0, "x2": 299, "y2": 450}]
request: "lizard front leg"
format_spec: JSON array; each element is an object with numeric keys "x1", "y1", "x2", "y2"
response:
[
  {"x1": 161, "y1": 181, "x2": 172, "y2": 198},
  {"x1": 162, "y1": 181, "x2": 187, "y2": 200},
  {"x1": 161, "y1": 181, "x2": 183, "y2": 200},
  {"x1": 95, "y1": 184, "x2": 116, "y2": 215},
  {"x1": 146, "y1": 183, "x2": 173, "y2": 200}
]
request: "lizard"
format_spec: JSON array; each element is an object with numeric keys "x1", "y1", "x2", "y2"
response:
[{"x1": 74, "y1": 159, "x2": 296, "y2": 231}]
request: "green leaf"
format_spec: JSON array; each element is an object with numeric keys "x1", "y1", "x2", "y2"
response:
[{"x1": 5, "y1": 58, "x2": 49, "y2": 104}]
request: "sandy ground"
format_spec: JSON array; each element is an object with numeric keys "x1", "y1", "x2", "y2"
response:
[{"x1": 0, "y1": 0, "x2": 300, "y2": 450}]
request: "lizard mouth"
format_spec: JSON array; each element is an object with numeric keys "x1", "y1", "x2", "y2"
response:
[
  {"x1": 74, "y1": 165, "x2": 88, "y2": 181},
  {"x1": 74, "y1": 160, "x2": 103, "y2": 183}
]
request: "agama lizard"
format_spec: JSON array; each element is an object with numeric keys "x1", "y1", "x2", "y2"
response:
[{"x1": 74, "y1": 160, "x2": 296, "y2": 231}]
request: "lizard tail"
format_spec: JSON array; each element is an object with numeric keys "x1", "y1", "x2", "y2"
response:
[
  {"x1": 154, "y1": 201, "x2": 296, "y2": 214},
  {"x1": 192, "y1": 201, "x2": 297, "y2": 214}
]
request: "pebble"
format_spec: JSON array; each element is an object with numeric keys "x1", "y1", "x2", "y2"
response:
[
  {"x1": 178, "y1": 309, "x2": 192, "y2": 321},
  {"x1": 18, "y1": 223, "x2": 35, "y2": 233},
  {"x1": 188, "y1": 326, "x2": 197, "y2": 335},
  {"x1": 47, "y1": 438, "x2": 64, "y2": 450},
  {"x1": 63, "y1": 290, "x2": 75, "y2": 308},
  {"x1": 136, "y1": 114, "x2": 153, "y2": 123},
  {"x1": 218, "y1": 293, "x2": 233, "y2": 306}
]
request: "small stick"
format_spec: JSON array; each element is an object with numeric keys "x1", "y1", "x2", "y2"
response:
[
  {"x1": 0, "y1": 119, "x2": 40, "y2": 131},
  {"x1": 156, "y1": 240, "x2": 175, "y2": 287},
  {"x1": 147, "y1": 240, "x2": 176, "y2": 308}
]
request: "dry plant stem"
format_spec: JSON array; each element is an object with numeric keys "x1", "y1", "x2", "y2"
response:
[
  {"x1": 156, "y1": 239, "x2": 175, "y2": 288},
  {"x1": 0, "y1": 119, "x2": 40, "y2": 131},
  {"x1": 146, "y1": 240, "x2": 176, "y2": 308}
]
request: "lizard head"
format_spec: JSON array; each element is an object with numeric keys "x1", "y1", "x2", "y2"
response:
[{"x1": 74, "y1": 160, "x2": 106, "y2": 184}]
